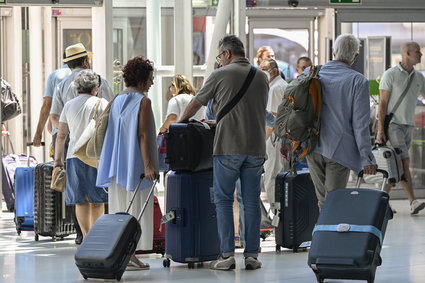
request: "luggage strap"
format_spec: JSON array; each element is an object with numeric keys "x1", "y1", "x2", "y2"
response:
[{"x1": 312, "y1": 224, "x2": 383, "y2": 246}]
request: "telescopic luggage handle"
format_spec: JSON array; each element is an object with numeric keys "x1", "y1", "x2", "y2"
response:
[
  {"x1": 25, "y1": 141, "x2": 45, "y2": 167},
  {"x1": 356, "y1": 169, "x2": 389, "y2": 191},
  {"x1": 125, "y1": 174, "x2": 159, "y2": 222}
]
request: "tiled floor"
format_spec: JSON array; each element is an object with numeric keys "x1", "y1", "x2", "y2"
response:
[{"x1": 1, "y1": 198, "x2": 425, "y2": 283}]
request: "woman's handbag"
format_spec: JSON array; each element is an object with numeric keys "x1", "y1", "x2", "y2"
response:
[
  {"x1": 51, "y1": 166, "x2": 66, "y2": 192},
  {"x1": 85, "y1": 96, "x2": 116, "y2": 159},
  {"x1": 73, "y1": 99, "x2": 102, "y2": 168}
]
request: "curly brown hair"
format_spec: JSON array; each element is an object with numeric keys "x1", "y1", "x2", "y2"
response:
[{"x1": 122, "y1": 56, "x2": 154, "y2": 87}]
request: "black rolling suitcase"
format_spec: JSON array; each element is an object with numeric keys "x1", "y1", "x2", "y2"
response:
[
  {"x1": 34, "y1": 162, "x2": 75, "y2": 241},
  {"x1": 75, "y1": 177, "x2": 157, "y2": 281},
  {"x1": 274, "y1": 170, "x2": 320, "y2": 252},
  {"x1": 165, "y1": 120, "x2": 215, "y2": 172},
  {"x1": 308, "y1": 169, "x2": 393, "y2": 283}
]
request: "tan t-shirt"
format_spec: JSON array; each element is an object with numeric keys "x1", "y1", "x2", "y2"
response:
[{"x1": 195, "y1": 58, "x2": 269, "y2": 157}]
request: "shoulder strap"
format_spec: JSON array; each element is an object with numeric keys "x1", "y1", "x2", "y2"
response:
[
  {"x1": 390, "y1": 72, "x2": 415, "y2": 114},
  {"x1": 216, "y1": 66, "x2": 257, "y2": 124},
  {"x1": 90, "y1": 98, "x2": 102, "y2": 120}
]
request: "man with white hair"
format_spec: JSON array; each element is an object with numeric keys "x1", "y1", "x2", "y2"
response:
[
  {"x1": 306, "y1": 34, "x2": 377, "y2": 208},
  {"x1": 376, "y1": 42, "x2": 425, "y2": 214}
]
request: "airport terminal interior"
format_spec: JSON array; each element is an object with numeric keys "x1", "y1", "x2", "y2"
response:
[{"x1": 1, "y1": 0, "x2": 425, "y2": 282}]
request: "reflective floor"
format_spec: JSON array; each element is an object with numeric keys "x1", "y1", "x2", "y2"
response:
[{"x1": 1, "y1": 198, "x2": 425, "y2": 283}]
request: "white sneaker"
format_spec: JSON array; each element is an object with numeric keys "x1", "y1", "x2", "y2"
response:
[
  {"x1": 210, "y1": 256, "x2": 236, "y2": 270},
  {"x1": 410, "y1": 200, "x2": 425, "y2": 215}
]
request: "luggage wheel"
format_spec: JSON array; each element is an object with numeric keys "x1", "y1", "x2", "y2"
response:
[
  {"x1": 35, "y1": 234, "x2": 39, "y2": 241},
  {"x1": 188, "y1": 262, "x2": 195, "y2": 269},
  {"x1": 17, "y1": 230, "x2": 21, "y2": 236},
  {"x1": 83, "y1": 276, "x2": 88, "y2": 280},
  {"x1": 163, "y1": 258, "x2": 171, "y2": 268},
  {"x1": 197, "y1": 262, "x2": 204, "y2": 268},
  {"x1": 275, "y1": 245, "x2": 281, "y2": 253},
  {"x1": 116, "y1": 275, "x2": 122, "y2": 281},
  {"x1": 315, "y1": 273, "x2": 324, "y2": 283},
  {"x1": 52, "y1": 236, "x2": 57, "y2": 242}
]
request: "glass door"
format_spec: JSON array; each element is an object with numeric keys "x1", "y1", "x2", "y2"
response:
[{"x1": 248, "y1": 17, "x2": 314, "y2": 80}]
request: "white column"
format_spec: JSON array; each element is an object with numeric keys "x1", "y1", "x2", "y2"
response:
[
  {"x1": 174, "y1": 0, "x2": 193, "y2": 81},
  {"x1": 92, "y1": 2, "x2": 113, "y2": 84},
  {"x1": 42, "y1": 7, "x2": 53, "y2": 162},
  {"x1": 29, "y1": 7, "x2": 44, "y2": 161},
  {"x1": 233, "y1": 0, "x2": 246, "y2": 48},
  {"x1": 205, "y1": 0, "x2": 232, "y2": 78},
  {"x1": 146, "y1": 0, "x2": 162, "y2": 128}
]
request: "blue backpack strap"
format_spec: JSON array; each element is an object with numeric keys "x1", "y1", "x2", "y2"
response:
[{"x1": 312, "y1": 223, "x2": 383, "y2": 246}]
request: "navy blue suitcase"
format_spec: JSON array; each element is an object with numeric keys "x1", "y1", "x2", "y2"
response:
[
  {"x1": 274, "y1": 170, "x2": 319, "y2": 252},
  {"x1": 14, "y1": 166, "x2": 35, "y2": 234},
  {"x1": 308, "y1": 170, "x2": 393, "y2": 283},
  {"x1": 163, "y1": 170, "x2": 220, "y2": 268}
]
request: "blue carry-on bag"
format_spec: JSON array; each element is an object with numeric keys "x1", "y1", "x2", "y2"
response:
[{"x1": 14, "y1": 142, "x2": 40, "y2": 234}]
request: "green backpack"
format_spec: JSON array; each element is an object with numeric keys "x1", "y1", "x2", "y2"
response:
[{"x1": 274, "y1": 65, "x2": 322, "y2": 159}]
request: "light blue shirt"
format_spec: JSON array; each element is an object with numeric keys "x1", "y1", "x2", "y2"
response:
[
  {"x1": 315, "y1": 60, "x2": 375, "y2": 172},
  {"x1": 50, "y1": 68, "x2": 114, "y2": 134},
  {"x1": 43, "y1": 65, "x2": 71, "y2": 98},
  {"x1": 96, "y1": 93, "x2": 152, "y2": 191}
]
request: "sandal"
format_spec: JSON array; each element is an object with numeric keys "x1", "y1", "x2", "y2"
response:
[{"x1": 126, "y1": 258, "x2": 150, "y2": 271}]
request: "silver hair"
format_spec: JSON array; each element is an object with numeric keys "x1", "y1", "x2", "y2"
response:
[
  {"x1": 333, "y1": 34, "x2": 361, "y2": 63},
  {"x1": 74, "y1": 70, "x2": 99, "y2": 93}
]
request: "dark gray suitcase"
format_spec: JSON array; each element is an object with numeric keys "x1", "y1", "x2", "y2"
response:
[
  {"x1": 75, "y1": 177, "x2": 157, "y2": 281},
  {"x1": 308, "y1": 169, "x2": 393, "y2": 283},
  {"x1": 165, "y1": 121, "x2": 215, "y2": 172},
  {"x1": 274, "y1": 170, "x2": 320, "y2": 252},
  {"x1": 33, "y1": 162, "x2": 76, "y2": 241}
]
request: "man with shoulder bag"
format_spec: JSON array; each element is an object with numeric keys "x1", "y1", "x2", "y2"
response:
[
  {"x1": 179, "y1": 35, "x2": 268, "y2": 271},
  {"x1": 376, "y1": 41, "x2": 425, "y2": 215}
]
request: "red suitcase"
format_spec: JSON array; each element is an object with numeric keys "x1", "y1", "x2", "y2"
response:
[{"x1": 136, "y1": 196, "x2": 165, "y2": 256}]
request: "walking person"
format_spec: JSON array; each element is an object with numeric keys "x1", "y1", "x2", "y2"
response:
[
  {"x1": 53, "y1": 70, "x2": 108, "y2": 238},
  {"x1": 96, "y1": 56, "x2": 159, "y2": 270},
  {"x1": 302, "y1": 34, "x2": 377, "y2": 208},
  {"x1": 376, "y1": 41, "x2": 425, "y2": 214}
]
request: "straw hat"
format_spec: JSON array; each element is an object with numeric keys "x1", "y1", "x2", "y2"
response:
[{"x1": 63, "y1": 43, "x2": 89, "y2": 63}]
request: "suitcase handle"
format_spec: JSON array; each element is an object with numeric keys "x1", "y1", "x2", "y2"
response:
[
  {"x1": 125, "y1": 174, "x2": 159, "y2": 222},
  {"x1": 25, "y1": 142, "x2": 45, "y2": 167},
  {"x1": 356, "y1": 169, "x2": 389, "y2": 190}
]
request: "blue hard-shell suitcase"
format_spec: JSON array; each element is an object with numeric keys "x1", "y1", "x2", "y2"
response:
[
  {"x1": 308, "y1": 170, "x2": 393, "y2": 283},
  {"x1": 163, "y1": 170, "x2": 219, "y2": 268},
  {"x1": 14, "y1": 166, "x2": 35, "y2": 234}
]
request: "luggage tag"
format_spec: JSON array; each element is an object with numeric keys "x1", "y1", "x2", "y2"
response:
[{"x1": 161, "y1": 210, "x2": 175, "y2": 225}]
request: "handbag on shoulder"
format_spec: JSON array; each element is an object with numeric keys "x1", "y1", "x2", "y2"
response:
[{"x1": 73, "y1": 99, "x2": 102, "y2": 168}]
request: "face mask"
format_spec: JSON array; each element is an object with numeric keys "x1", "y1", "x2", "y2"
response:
[{"x1": 262, "y1": 70, "x2": 270, "y2": 81}]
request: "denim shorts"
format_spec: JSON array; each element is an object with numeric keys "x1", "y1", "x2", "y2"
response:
[
  {"x1": 65, "y1": 158, "x2": 108, "y2": 205},
  {"x1": 387, "y1": 123, "x2": 414, "y2": 159}
]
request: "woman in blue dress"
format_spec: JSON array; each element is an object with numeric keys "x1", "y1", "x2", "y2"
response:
[{"x1": 97, "y1": 56, "x2": 159, "y2": 270}]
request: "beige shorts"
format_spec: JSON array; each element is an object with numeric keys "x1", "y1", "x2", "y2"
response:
[{"x1": 387, "y1": 123, "x2": 414, "y2": 159}]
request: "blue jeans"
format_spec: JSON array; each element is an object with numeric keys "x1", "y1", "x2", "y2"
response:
[{"x1": 213, "y1": 155, "x2": 265, "y2": 258}]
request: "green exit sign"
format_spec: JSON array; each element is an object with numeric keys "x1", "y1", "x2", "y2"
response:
[
  {"x1": 0, "y1": 0, "x2": 5, "y2": 4},
  {"x1": 330, "y1": 0, "x2": 361, "y2": 4}
]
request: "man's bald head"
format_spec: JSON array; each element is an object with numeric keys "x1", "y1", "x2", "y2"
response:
[{"x1": 401, "y1": 42, "x2": 420, "y2": 57}]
